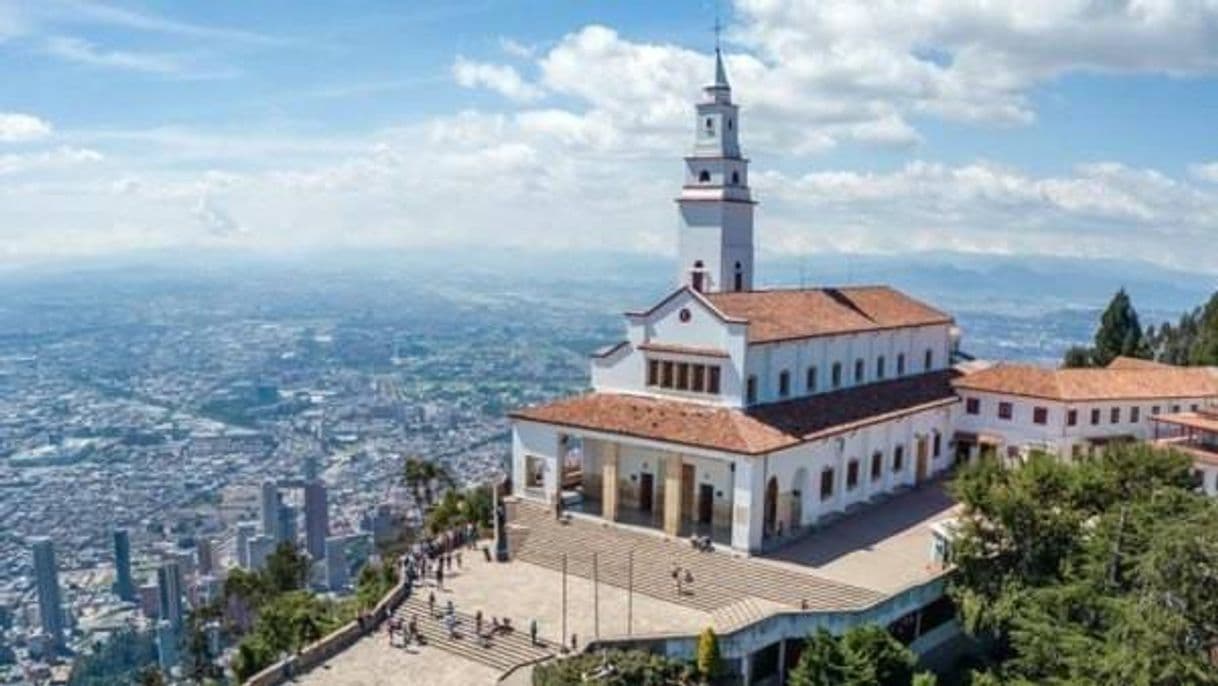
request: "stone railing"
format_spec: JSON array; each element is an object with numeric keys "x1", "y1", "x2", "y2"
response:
[{"x1": 242, "y1": 579, "x2": 411, "y2": 686}]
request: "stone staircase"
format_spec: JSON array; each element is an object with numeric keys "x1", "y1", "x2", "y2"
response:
[
  {"x1": 508, "y1": 501, "x2": 883, "y2": 618},
  {"x1": 394, "y1": 592, "x2": 554, "y2": 675}
]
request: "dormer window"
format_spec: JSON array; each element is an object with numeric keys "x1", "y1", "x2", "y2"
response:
[{"x1": 699, "y1": 170, "x2": 711, "y2": 184}]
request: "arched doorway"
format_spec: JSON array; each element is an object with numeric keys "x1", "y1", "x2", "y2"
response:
[
  {"x1": 764, "y1": 476, "x2": 778, "y2": 538},
  {"x1": 790, "y1": 468, "x2": 808, "y2": 530}
]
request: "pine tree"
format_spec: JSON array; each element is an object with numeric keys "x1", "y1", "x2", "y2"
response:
[{"x1": 1091, "y1": 288, "x2": 1149, "y2": 366}]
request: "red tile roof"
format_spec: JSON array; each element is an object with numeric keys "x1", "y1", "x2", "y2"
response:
[
  {"x1": 1106, "y1": 356, "x2": 1171, "y2": 370},
  {"x1": 952, "y1": 363, "x2": 1218, "y2": 401},
  {"x1": 703, "y1": 286, "x2": 952, "y2": 344},
  {"x1": 511, "y1": 371, "x2": 959, "y2": 455}
]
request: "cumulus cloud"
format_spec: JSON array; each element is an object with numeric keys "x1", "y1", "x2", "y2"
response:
[
  {"x1": 0, "y1": 113, "x2": 52, "y2": 142},
  {"x1": 452, "y1": 56, "x2": 544, "y2": 102},
  {"x1": 11, "y1": 1, "x2": 1218, "y2": 269}
]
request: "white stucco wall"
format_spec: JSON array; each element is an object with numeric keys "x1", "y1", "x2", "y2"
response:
[
  {"x1": 591, "y1": 289, "x2": 749, "y2": 407},
  {"x1": 742, "y1": 324, "x2": 952, "y2": 406},
  {"x1": 953, "y1": 389, "x2": 1214, "y2": 459}
]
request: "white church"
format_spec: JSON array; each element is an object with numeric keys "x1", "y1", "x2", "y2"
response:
[{"x1": 509, "y1": 50, "x2": 1218, "y2": 555}]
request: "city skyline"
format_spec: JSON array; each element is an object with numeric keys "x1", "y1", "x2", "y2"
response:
[{"x1": 3, "y1": 1, "x2": 1218, "y2": 270}]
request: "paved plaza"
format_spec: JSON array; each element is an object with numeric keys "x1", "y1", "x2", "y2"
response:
[{"x1": 299, "y1": 484, "x2": 958, "y2": 685}]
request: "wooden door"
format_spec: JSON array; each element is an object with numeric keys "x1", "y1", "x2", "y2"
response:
[
  {"x1": 639, "y1": 473, "x2": 654, "y2": 512},
  {"x1": 916, "y1": 437, "x2": 929, "y2": 483},
  {"x1": 698, "y1": 484, "x2": 714, "y2": 524}
]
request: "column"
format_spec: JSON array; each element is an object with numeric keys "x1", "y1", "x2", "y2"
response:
[
  {"x1": 732, "y1": 459, "x2": 764, "y2": 552},
  {"x1": 778, "y1": 639, "x2": 787, "y2": 683},
  {"x1": 602, "y1": 443, "x2": 619, "y2": 522},
  {"x1": 663, "y1": 455, "x2": 683, "y2": 535}
]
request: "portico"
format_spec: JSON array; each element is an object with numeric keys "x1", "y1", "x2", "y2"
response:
[{"x1": 513, "y1": 421, "x2": 739, "y2": 546}]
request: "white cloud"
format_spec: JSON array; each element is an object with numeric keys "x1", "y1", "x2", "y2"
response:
[
  {"x1": 42, "y1": 35, "x2": 234, "y2": 77},
  {"x1": 192, "y1": 193, "x2": 243, "y2": 236},
  {"x1": 499, "y1": 37, "x2": 536, "y2": 59},
  {"x1": 452, "y1": 56, "x2": 544, "y2": 102},
  {"x1": 10, "y1": 2, "x2": 1218, "y2": 269},
  {"x1": 0, "y1": 146, "x2": 102, "y2": 175},
  {"x1": 0, "y1": 113, "x2": 52, "y2": 142}
]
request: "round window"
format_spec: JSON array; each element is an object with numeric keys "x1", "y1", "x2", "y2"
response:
[{"x1": 679, "y1": 308, "x2": 692, "y2": 323}]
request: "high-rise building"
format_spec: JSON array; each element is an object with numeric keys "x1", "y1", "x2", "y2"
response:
[
  {"x1": 138, "y1": 582, "x2": 160, "y2": 619},
  {"x1": 155, "y1": 619, "x2": 177, "y2": 671},
  {"x1": 156, "y1": 561, "x2": 184, "y2": 632},
  {"x1": 260, "y1": 479, "x2": 280, "y2": 541},
  {"x1": 304, "y1": 480, "x2": 329, "y2": 560},
  {"x1": 277, "y1": 503, "x2": 297, "y2": 545},
  {"x1": 324, "y1": 536, "x2": 348, "y2": 591},
  {"x1": 247, "y1": 535, "x2": 275, "y2": 571},
  {"x1": 196, "y1": 538, "x2": 214, "y2": 576},
  {"x1": 112, "y1": 529, "x2": 135, "y2": 602},
  {"x1": 30, "y1": 538, "x2": 64, "y2": 648},
  {"x1": 235, "y1": 521, "x2": 258, "y2": 569}
]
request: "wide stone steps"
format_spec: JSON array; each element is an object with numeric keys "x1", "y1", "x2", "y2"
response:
[
  {"x1": 394, "y1": 592, "x2": 554, "y2": 675},
  {"x1": 508, "y1": 502, "x2": 883, "y2": 619}
]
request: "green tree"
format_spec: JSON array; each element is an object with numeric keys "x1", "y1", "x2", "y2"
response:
[
  {"x1": 135, "y1": 667, "x2": 165, "y2": 686},
  {"x1": 264, "y1": 541, "x2": 310, "y2": 594},
  {"x1": 402, "y1": 456, "x2": 452, "y2": 507},
  {"x1": 1061, "y1": 345, "x2": 1092, "y2": 368},
  {"x1": 788, "y1": 626, "x2": 916, "y2": 686},
  {"x1": 949, "y1": 442, "x2": 1218, "y2": 684},
  {"x1": 695, "y1": 627, "x2": 722, "y2": 682},
  {"x1": 532, "y1": 649, "x2": 694, "y2": 685},
  {"x1": 1092, "y1": 287, "x2": 1150, "y2": 366}
]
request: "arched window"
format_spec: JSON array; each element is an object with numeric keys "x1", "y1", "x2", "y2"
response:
[
  {"x1": 698, "y1": 170, "x2": 711, "y2": 183},
  {"x1": 854, "y1": 358, "x2": 865, "y2": 384},
  {"x1": 733, "y1": 261, "x2": 743, "y2": 292},
  {"x1": 897, "y1": 353, "x2": 906, "y2": 376},
  {"x1": 831, "y1": 362, "x2": 843, "y2": 389},
  {"x1": 778, "y1": 370, "x2": 791, "y2": 397},
  {"x1": 705, "y1": 117, "x2": 714, "y2": 131},
  {"x1": 893, "y1": 445, "x2": 905, "y2": 473},
  {"x1": 731, "y1": 170, "x2": 740, "y2": 185}
]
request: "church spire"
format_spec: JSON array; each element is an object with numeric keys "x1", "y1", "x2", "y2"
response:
[{"x1": 714, "y1": 47, "x2": 729, "y2": 90}]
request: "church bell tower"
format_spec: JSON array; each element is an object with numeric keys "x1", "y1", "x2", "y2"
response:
[{"x1": 676, "y1": 47, "x2": 755, "y2": 294}]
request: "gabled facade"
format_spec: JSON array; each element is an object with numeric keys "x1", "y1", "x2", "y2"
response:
[{"x1": 510, "y1": 55, "x2": 959, "y2": 554}]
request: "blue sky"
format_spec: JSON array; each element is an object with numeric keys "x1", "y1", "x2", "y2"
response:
[{"x1": 4, "y1": 0, "x2": 1218, "y2": 270}]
